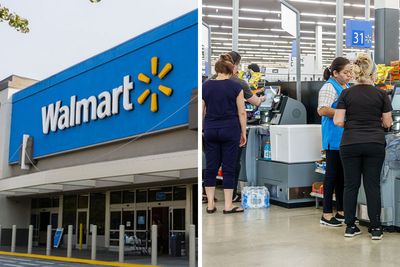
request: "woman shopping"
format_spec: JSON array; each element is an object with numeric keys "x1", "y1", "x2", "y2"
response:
[
  {"x1": 202, "y1": 54, "x2": 247, "y2": 214},
  {"x1": 334, "y1": 53, "x2": 392, "y2": 239},
  {"x1": 318, "y1": 57, "x2": 352, "y2": 227}
]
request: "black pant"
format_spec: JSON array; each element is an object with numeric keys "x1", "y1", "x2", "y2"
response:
[
  {"x1": 233, "y1": 147, "x2": 244, "y2": 197},
  {"x1": 340, "y1": 143, "x2": 385, "y2": 228},
  {"x1": 204, "y1": 127, "x2": 240, "y2": 189},
  {"x1": 323, "y1": 150, "x2": 344, "y2": 213}
]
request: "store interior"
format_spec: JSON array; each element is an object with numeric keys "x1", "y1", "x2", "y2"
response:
[{"x1": 202, "y1": 0, "x2": 400, "y2": 266}]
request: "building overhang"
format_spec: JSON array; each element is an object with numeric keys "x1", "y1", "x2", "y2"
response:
[{"x1": 0, "y1": 150, "x2": 197, "y2": 196}]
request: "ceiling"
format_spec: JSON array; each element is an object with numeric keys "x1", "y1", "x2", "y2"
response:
[{"x1": 202, "y1": 0, "x2": 378, "y2": 71}]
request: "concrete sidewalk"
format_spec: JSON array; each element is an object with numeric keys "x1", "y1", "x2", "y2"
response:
[{"x1": 0, "y1": 246, "x2": 192, "y2": 267}]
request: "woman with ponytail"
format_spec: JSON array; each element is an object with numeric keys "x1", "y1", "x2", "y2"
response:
[
  {"x1": 334, "y1": 54, "x2": 392, "y2": 239},
  {"x1": 318, "y1": 57, "x2": 352, "y2": 227},
  {"x1": 202, "y1": 54, "x2": 247, "y2": 214}
]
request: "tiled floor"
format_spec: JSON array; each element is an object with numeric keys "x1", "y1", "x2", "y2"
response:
[{"x1": 203, "y1": 190, "x2": 400, "y2": 267}]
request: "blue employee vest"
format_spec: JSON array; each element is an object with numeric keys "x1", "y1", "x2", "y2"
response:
[{"x1": 321, "y1": 78, "x2": 348, "y2": 150}]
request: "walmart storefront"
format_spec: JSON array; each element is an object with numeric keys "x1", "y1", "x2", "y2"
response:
[{"x1": 0, "y1": 10, "x2": 197, "y2": 254}]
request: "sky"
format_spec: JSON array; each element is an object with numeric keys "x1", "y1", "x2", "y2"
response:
[{"x1": 0, "y1": 0, "x2": 197, "y2": 80}]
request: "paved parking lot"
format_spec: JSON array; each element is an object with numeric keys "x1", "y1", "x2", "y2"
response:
[{"x1": 0, "y1": 255, "x2": 104, "y2": 267}]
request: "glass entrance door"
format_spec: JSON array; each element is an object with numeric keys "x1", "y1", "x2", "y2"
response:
[
  {"x1": 170, "y1": 208, "x2": 186, "y2": 256},
  {"x1": 76, "y1": 210, "x2": 88, "y2": 248},
  {"x1": 151, "y1": 207, "x2": 169, "y2": 255},
  {"x1": 136, "y1": 209, "x2": 148, "y2": 247},
  {"x1": 39, "y1": 212, "x2": 50, "y2": 245}
]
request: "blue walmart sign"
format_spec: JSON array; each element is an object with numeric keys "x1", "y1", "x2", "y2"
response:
[
  {"x1": 345, "y1": 19, "x2": 373, "y2": 48},
  {"x1": 9, "y1": 10, "x2": 197, "y2": 163}
]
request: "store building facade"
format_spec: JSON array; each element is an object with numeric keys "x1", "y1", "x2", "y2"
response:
[{"x1": 0, "y1": 10, "x2": 198, "y2": 253}]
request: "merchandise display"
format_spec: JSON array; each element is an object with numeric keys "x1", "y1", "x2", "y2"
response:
[{"x1": 242, "y1": 186, "x2": 270, "y2": 209}]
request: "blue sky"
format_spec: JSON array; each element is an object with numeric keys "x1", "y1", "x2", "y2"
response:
[{"x1": 0, "y1": 0, "x2": 197, "y2": 80}]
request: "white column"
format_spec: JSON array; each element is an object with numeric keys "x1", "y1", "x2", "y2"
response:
[
  {"x1": 91, "y1": 225, "x2": 97, "y2": 260},
  {"x1": 189, "y1": 225, "x2": 196, "y2": 267},
  {"x1": 11, "y1": 225, "x2": 16, "y2": 253},
  {"x1": 336, "y1": 0, "x2": 344, "y2": 57},
  {"x1": 118, "y1": 225, "x2": 125, "y2": 262},
  {"x1": 315, "y1": 25, "x2": 323, "y2": 78},
  {"x1": 27, "y1": 225, "x2": 33, "y2": 254},
  {"x1": 365, "y1": 0, "x2": 370, "y2": 20},
  {"x1": 105, "y1": 191, "x2": 110, "y2": 248},
  {"x1": 151, "y1": 225, "x2": 158, "y2": 266},
  {"x1": 46, "y1": 225, "x2": 52, "y2": 256},
  {"x1": 232, "y1": 0, "x2": 239, "y2": 51},
  {"x1": 58, "y1": 196, "x2": 63, "y2": 228},
  {"x1": 67, "y1": 225, "x2": 73, "y2": 258}
]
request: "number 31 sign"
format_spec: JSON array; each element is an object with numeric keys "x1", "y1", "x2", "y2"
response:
[{"x1": 346, "y1": 20, "x2": 373, "y2": 48}]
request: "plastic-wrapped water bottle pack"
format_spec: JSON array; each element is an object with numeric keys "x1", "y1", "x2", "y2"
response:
[{"x1": 241, "y1": 186, "x2": 270, "y2": 209}]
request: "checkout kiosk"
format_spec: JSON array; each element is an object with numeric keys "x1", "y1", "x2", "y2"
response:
[
  {"x1": 242, "y1": 87, "x2": 323, "y2": 208},
  {"x1": 358, "y1": 87, "x2": 400, "y2": 229}
]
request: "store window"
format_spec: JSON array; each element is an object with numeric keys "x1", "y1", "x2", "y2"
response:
[
  {"x1": 89, "y1": 193, "x2": 106, "y2": 235},
  {"x1": 63, "y1": 195, "x2": 77, "y2": 233},
  {"x1": 38, "y1": 198, "x2": 51, "y2": 208},
  {"x1": 148, "y1": 187, "x2": 172, "y2": 202},
  {"x1": 110, "y1": 191, "x2": 122, "y2": 204},
  {"x1": 173, "y1": 209, "x2": 185, "y2": 230},
  {"x1": 136, "y1": 190, "x2": 148, "y2": 203},
  {"x1": 122, "y1": 190, "x2": 135, "y2": 204},
  {"x1": 78, "y1": 195, "x2": 89, "y2": 209},
  {"x1": 173, "y1": 186, "x2": 186, "y2": 200},
  {"x1": 31, "y1": 199, "x2": 38, "y2": 209},
  {"x1": 136, "y1": 210, "x2": 147, "y2": 231},
  {"x1": 52, "y1": 198, "x2": 59, "y2": 208}
]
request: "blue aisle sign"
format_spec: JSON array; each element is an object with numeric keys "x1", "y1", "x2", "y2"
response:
[
  {"x1": 9, "y1": 10, "x2": 197, "y2": 163},
  {"x1": 345, "y1": 20, "x2": 373, "y2": 48},
  {"x1": 291, "y1": 40, "x2": 297, "y2": 57},
  {"x1": 53, "y1": 228, "x2": 64, "y2": 248}
]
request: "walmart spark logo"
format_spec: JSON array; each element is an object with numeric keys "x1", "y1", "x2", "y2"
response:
[{"x1": 137, "y1": 57, "x2": 173, "y2": 112}]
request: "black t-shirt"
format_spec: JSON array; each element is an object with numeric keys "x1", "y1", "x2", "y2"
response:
[{"x1": 337, "y1": 84, "x2": 392, "y2": 146}]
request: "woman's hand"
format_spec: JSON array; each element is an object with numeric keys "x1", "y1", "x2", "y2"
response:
[{"x1": 240, "y1": 132, "x2": 247, "y2": 147}]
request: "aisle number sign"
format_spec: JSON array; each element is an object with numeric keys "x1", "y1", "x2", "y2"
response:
[{"x1": 345, "y1": 20, "x2": 373, "y2": 48}]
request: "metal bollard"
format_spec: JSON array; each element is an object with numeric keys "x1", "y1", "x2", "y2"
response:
[
  {"x1": 46, "y1": 225, "x2": 51, "y2": 256},
  {"x1": 11, "y1": 225, "x2": 16, "y2": 253},
  {"x1": 151, "y1": 225, "x2": 157, "y2": 266},
  {"x1": 28, "y1": 225, "x2": 33, "y2": 254},
  {"x1": 91, "y1": 225, "x2": 97, "y2": 260},
  {"x1": 118, "y1": 225, "x2": 125, "y2": 262},
  {"x1": 189, "y1": 225, "x2": 196, "y2": 267},
  {"x1": 67, "y1": 225, "x2": 73, "y2": 258}
]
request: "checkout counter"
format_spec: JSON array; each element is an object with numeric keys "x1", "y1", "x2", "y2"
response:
[
  {"x1": 241, "y1": 87, "x2": 323, "y2": 208},
  {"x1": 358, "y1": 86, "x2": 400, "y2": 229}
]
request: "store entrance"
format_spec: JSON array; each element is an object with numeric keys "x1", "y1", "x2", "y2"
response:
[
  {"x1": 151, "y1": 207, "x2": 169, "y2": 255},
  {"x1": 76, "y1": 210, "x2": 88, "y2": 248},
  {"x1": 38, "y1": 212, "x2": 50, "y2": 245}
]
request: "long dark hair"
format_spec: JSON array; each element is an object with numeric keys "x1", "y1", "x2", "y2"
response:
[{"x1": 323, "y1": 57, "x2": 350, "y2": 80}]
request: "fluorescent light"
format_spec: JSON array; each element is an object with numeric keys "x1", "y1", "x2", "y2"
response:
[
  {"x1": 270, "y1": 28, "x2": 286, "y2": 32},
  {"x1": 202, "y1": 5, "x2": 232, "y2": 10},
  {"x1": 240, "y1": 8, "x2": 280, "y2": 14},
  {"x1": 250, "y1": 39, "x2": 289, "y2": 44},
  {"x1": 301, "y1": 13, "x2": 335, "y2": 18},
  {"x1": 205, "y1": 15, "x2": 231, "y2": 19},
  {"x1": 240, "y1": 16, "x2": 264, "y2": 21}
]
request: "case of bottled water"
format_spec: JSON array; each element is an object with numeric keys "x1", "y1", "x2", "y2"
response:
[{"x1": 241, "y1": 186, "x2": 270, "y2": 209}]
